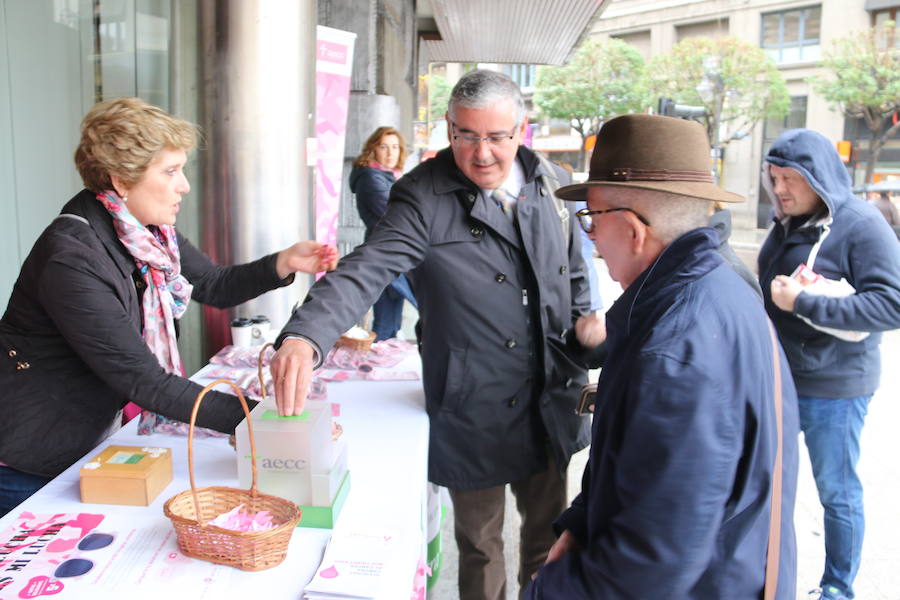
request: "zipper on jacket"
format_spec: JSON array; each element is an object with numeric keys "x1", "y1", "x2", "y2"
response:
[{"x1": 522, "y1": 289, "x2": 528, "y2": 306}]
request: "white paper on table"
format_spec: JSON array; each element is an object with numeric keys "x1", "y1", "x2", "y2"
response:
[{"x1": 303, "y1": 528, "x2": 399, "y2": 599}]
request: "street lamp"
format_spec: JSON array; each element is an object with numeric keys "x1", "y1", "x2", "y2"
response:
[{"x1": 696, "y1": 56, "x2": 725, "y2": 185}]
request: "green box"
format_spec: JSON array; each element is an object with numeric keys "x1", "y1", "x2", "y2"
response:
[{"x1": 297, "y1": 471, "x2": 350, "y2": 529}]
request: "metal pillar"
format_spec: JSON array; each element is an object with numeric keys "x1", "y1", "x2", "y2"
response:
[{"x1": 198, "y1": 0, "x2": 317, "y2": 351}]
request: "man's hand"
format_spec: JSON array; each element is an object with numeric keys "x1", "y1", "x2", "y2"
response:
[
  {"x1": 275, "y1": 241, "x2": 339, "y2": 279},
  {"x1": 771, "y1": 274, "x2": 804, "y2": 312},
  {"x1": 575, "y1": 311, "x2": 606, "y2": 348},
  {"x1": 531, "y1": 529, "x2": 579, "y2": 581},
  {"x1": 270, "y1": 338, "x2": 316, "y2": 416}
]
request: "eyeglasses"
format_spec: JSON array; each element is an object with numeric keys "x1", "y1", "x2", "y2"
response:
[
  {"x1": 575, "y1": 207, "x2": 651, "y2": 233},
  {"x1": 450, "y1": 120, "x2": 517, "y2": 148},
  {"x1": 52, "y1": 532, "x2": 115, "y2": 578}
]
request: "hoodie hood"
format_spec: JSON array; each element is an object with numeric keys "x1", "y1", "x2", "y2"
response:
[{"x1": 763, "y1": 129, "x2": 854, "y2": 223}]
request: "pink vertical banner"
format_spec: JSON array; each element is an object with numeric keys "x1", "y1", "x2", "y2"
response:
[{"x1": 314, "y1": 26, "x2": 357, "y2": 256}]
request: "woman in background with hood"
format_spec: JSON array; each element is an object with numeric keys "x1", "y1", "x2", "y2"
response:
[{"x1": 757, "y1": 128, "x2": 900, "y2": 600}]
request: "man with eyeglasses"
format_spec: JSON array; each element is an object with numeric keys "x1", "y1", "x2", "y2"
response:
[
  {"x1": 271, "y1": 69, "x2": 601, "y2": 599},
  {"x1": 525, "y1": 113, "x2": 799, "y2": 599}
]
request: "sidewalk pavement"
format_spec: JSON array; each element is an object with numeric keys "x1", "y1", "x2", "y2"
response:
[{"x1": 424, "y1": 258, "x2": 900, "y2": 599}]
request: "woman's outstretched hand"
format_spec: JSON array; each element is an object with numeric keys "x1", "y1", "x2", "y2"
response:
[{"x1": 276, "y1": 241, "x2": 339, "y2": 278}]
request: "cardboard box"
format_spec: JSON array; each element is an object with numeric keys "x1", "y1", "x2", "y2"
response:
[{"x1": 80, "y1": 445, "x2": 172, "y2": 506}]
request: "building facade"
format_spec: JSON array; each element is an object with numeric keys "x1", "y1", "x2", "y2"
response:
[{"x1": 592, "y1": 0, "x2": 900, "y2": 230}]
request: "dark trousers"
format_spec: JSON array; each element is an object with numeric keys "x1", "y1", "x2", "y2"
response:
[
  {"x1": 372, "y1": 274, "x2": 417, "y2": 341},
  {"x1": 372, "y1": 284, "x2": 404, "y2": 341},
  {"x1": 0, "y1": 465, "x2": 52, "y2": 517},
  {"x1": 448, "y1": 465, "x2": 567, "y2": 600}
]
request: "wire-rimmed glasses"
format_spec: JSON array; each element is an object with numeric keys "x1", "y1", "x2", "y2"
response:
[
  {"x1": 449, "y1": 120, "x2": 517, "y2": 148},
  {"x1": 575, "y1": 207, "x2": 651, "y2": 233}
]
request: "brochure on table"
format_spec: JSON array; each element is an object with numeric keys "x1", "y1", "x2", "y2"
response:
[
  {"x1": 303, "y1": 528, "x2": 400, "y2": 600},
  {"x1": 0, "y1": 510, "x2": 232, "y2": 599}
]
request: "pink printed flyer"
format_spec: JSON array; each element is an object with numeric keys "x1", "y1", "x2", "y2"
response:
[{"x1": 0, "y1": 512, "x2": 231, "y2": 599}]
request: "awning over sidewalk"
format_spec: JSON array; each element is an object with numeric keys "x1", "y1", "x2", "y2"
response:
[{"x1": 419, "y1": 0, "x2": 611, "y2": 65}]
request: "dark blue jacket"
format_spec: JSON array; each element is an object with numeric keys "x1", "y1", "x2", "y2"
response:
[
  {"x1": 758, "y1": 129, "x2": 900, "y2": 398},
  {"x1": 527, "y1": 228, "x2": 799, "y2": 599},
  {"x1": 349, "y1": 166, "x2": 396, "y2": 238}
]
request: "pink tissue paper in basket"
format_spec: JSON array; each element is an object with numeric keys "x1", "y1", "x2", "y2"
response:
[{"x1": 208, "y1": 504, "x2": 275, "y2": 532}]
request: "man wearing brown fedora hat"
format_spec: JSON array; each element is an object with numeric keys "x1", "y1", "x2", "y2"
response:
[{"x1": 526, "y1": 113, "x2": 799, "y2": 599}]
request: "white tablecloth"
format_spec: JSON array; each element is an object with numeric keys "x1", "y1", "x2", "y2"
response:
[{"x1": 0, "y1": 355, "x2": 429, "y2": 599}]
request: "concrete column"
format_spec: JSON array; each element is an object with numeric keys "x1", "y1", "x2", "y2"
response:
[{"x1": 198, "y1": 0, "x2": 317, "y2": 350}]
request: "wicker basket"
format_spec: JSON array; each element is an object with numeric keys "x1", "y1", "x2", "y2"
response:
[
  {"x1": 163, "y1": 379, "x2": 302, "y2": 571},
  {"x1": 334, "y1": 329, "x2": 376, "y2": 353},
  {"x1": 257, "y1": 343, "x2": 274, "y2": 401}
]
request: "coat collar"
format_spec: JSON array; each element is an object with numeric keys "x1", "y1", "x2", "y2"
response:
[
  {"x1": 430, "y1": 145, "x2": 547, "y2": 196},
  {"x1": 61, "y1": 189, "x2": 137, "y2": 279},
  {"x1": 430, "y1": 146, "x2": 551, "y2": 248},
  {"x1": 606, "y1": 227, "x2": 721, "y2": 343}
]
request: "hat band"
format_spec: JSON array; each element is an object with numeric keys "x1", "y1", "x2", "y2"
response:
[{"x1": 590, "y1": 168, "x2": 714, "y2": 183}]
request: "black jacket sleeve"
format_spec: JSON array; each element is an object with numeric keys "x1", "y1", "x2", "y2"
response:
[{"x1": 178, "y1": 232, "x2": 294, "y2": 308}]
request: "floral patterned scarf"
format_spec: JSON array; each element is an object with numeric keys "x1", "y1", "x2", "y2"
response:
[{"x1": 97, "y1": 191, "x2": 193, "y2": 424}]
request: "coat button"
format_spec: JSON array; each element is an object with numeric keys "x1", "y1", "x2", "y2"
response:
[
  {"x1": 559, "y1": 265, "x2": 567, "y2": 274},
  {"x1": 505, "y1": 339, "x2": 517, "y2": 349},
  {"x1": 16, "y1": 361, "x2": 30, "y2": 370},
  {"x1": 467, "y1": 193, "x2": 476, "y2": 203},
  {"x1": 470, "y1": 226, "x2": 483, "y2": 237},
  {"x1": 509, "y1": 397, "x2": 519, "y2": 407},
  {"x1": 7, "y1": 349, "x2": 16, "y2": 358},
  {"x1": 560, "y1": 329, "x2": 567, "y2": 338},
  {"x1": 495, "y1": 273, "x2": 506, "y2": 283}
]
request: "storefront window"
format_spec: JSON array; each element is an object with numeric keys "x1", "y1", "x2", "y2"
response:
[{"x1": 0, "y1": 0, "x2": 171, "y2": 308}]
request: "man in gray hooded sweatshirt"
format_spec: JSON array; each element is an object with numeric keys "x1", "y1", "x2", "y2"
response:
[{"x1": 758, "y1": 129, "x2": 900, "y2": 600}]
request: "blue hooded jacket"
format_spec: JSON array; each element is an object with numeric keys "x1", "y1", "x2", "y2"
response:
[{"x1": 758, "y1": 129, "x2": 900, "y2": 398}]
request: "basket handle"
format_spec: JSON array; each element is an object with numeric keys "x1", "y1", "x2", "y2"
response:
[
  {"x1": 257, "y1": 342, "x2": 274, "y2": 401},
  {"x1": 188, "y1": 379, "x2": 260, "y2": 522}
]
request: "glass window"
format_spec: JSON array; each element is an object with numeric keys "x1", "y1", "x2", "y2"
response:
[
  {"x1": 0, "y1": 0, "x2": 172, "y2": 308},
  {"x1": 873, "y1": 9, "x2": 900, "y2": 48},
  {"x1": 502, "y1": 64, "x2": 536, "y2": 91},
  {"x1": 760, "y1": 5, "x2": 821, "y2": 64}
]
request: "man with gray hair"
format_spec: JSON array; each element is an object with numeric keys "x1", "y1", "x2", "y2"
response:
[
  {"x1": 272, "y1": 69, "x2": 600, "y2": 599},
  {"x1": 526, "y1": 114, "x2": 799, "y2": 599}
]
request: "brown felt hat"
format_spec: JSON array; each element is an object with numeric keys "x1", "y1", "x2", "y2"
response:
[{"x1": 555, "y1": 113, "x2": 745, "y2": 203}]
